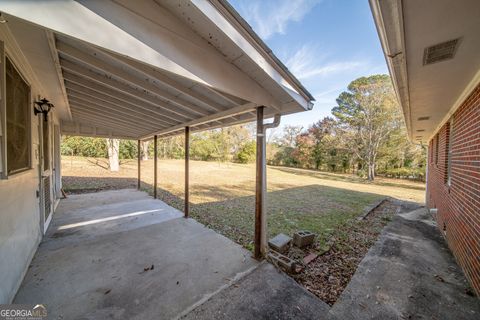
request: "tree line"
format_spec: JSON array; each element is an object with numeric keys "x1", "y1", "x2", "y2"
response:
[{"x1": 61, "y1": 74, "x2": 426, "y2": 181}]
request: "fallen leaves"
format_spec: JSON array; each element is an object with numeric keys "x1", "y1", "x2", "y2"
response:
[
  {"x1": 291, "y1": 200, "x2": 399, "y2": 305},
  {"x1": 139, "y1": 264, "x2": 155, "y2": 274}
]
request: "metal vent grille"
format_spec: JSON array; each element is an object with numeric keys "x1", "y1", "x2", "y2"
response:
[
  {"x1": 423, "y1": 39, "x2": 460, "y2": 65},
  {"x1": 418, "y1": 116, "x2": 430, "y2": 121},
  {"x1": 43, "y1": 176, "x2": 51, "y2": 221}
]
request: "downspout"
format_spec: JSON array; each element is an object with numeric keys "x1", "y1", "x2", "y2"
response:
[{"x1": 255, "y1": 108, "x2": 281, "y2": 259}]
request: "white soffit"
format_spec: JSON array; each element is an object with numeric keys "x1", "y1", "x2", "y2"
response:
[{"x1": 371, "y1": 0, "x2": 480, "y2": 144}]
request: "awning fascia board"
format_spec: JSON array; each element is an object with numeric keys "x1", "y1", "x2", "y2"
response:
[{"x1": 195, "y1": 0, "x2": 313, "y2": 110}]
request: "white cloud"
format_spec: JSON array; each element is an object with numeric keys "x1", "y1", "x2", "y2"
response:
[
  {"x1": 313, "y1": 87, "x2": 343, "y2": 103},
  {"x1": 286, "y1": 44, "x2": 364, "y2": 80},
  {"x1": 239, "y1": 0, "x2": 321, "y2": 39}
]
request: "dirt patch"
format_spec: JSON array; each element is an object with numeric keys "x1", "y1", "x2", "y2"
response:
[{"x1": 287, "y1": 200, "x2": 401, "y2": 305}]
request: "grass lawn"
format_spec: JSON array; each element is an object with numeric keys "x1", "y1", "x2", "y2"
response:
[{"x1": 62, "y1": 156, "x2": 425, "y2": 252}]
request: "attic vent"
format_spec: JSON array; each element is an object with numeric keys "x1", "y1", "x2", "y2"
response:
[
  {"x1": 423, "y1": 39, "x2": 460, "y2": 65},
  {"x1": 418, "y1": 116, "x2": 430, "y2": 121}
]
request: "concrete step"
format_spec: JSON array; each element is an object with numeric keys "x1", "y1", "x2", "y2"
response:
[{"x1": 182, "y1": 262, "x2": 331, "y2": 320}]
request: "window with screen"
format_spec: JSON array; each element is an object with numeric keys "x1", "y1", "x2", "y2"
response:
[
  {"x1": 6, "y1": 57, "x2": 31, "y2": 175},
  {"x1": 446, "y1": 119, "x2": 453, "y2": 185}
]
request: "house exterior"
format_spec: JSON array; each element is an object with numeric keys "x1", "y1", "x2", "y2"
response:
[
  {"x1": 0, "y1": 0, "x2": 313, "y2": 303},
  {"x1": 370, "y1": 0, "x2": 480, "y2": 295}
]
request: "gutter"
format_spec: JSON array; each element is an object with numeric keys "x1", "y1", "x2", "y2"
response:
[{"x1": 369, "y1": 0, "x2": 413, "y2": 141}]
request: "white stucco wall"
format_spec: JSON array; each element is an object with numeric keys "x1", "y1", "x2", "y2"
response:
[
  {"x1": 0, "y1": 165, "x2": 42, "y2": 303},
  {"x1": 0, "y1": 25, "x2": 59, "y2": 303}
]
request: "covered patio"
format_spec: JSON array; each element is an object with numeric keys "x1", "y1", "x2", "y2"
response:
[
  {"x1": 14, "y1": 189, "x2": 257, "y2": 319},
  {"x1": 0, "y1": 0, "x2": 315, "y2": 307},
  {"x1": 14, "y1": 189, "x2": 330, "y2": 319}
]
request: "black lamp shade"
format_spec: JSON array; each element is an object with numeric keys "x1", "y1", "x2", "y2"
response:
[{"x1": 34, "y1": 98, "x2": 54, "y2": 121}]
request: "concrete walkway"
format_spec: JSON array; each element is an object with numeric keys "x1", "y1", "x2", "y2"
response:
[
  {"x1": 328, "y1": 206, "x2": 480, "y2": 320},
  {"x1": 14, "y1": 190, "x2": 257, "y2": 319}
]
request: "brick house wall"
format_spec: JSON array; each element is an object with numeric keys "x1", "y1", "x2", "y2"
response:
[{"x1": 426, "y1": 83, "x2": 480, "y2": 295}]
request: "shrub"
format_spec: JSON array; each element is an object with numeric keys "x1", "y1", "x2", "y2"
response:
[
  {"x1": 378, "y1": 167, "x2": 426, "y2": 181},
  {"x1": 61, "y1": 136, "x2": 107, "y2": 158},
  {"x1": 235, "y1": 141, "x2": 256, "y2": 163}
]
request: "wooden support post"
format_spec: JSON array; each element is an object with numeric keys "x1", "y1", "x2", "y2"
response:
[
  {"x1": 154, "y1": 135, "x2": 158, "y2": 199},
  {"x1": 255, "y1": 106, "x2": 266, "y2": 259},
  {"x1": 184, "y1": 126, "x2": 190, "y2": 218},
  {"x1": 137, "y1": 139, "x2": 141, "y2": 190}
]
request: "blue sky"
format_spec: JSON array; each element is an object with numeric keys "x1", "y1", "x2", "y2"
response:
[{"x1": 229, "y1": 0, "x2": 389, "y2": 129}]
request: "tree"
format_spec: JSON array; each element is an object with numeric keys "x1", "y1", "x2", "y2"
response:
[
  {"x1": 277, "y1": 125, "x2": 303, "y2": 148},
  {"x1": 141, "y1": 141, "x2": 150, "y2": 160},
  {"x1": 332, "y1": 75, "x2": 400, "y2": 180},
  {"x1": 236, "y1": 140, "x2": 256, "y2": 163},
  {"x1": 308, "y1": 117, "x2": 336, "y2": 169},
  {"x1": 292, "y1": 132, "x2": 314, "y2": 168},
  {"x1": 106, "y1": 138, "x2": 119, "y2": 171}
]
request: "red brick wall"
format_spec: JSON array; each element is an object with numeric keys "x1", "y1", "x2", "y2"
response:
[{"x1": 427, "y1": 83, "x2": 480, "y2": 295}]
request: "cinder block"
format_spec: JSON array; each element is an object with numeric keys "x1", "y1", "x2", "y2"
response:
[
  {"x1": 267, "y1": 250, "x2": 296, "y2": 273},
  {"x1": 293, "y1": 231, "x2": 316, "y2": 248},
  {"x1": 268, "y1": 233, "x2": 292, "y2": 253}
]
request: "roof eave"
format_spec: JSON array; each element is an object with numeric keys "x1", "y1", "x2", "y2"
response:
[{"x1": 210, "y1": 0, "x2": 315, "y2": 104}]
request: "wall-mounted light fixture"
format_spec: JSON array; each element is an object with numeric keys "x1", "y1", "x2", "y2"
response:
[{"x1": 34, "y1": 98, "x2": 54, "y2": 121}]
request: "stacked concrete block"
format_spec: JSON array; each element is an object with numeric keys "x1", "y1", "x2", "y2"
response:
[
  {"x1": 268, "y1": 233, "x2": 292, "y2": 253},
  {"x1": 293, "y1": 231, "x2": 316, "y2": 248}
]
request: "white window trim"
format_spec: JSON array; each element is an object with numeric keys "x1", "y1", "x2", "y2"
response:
[{"x1": 0, "y1": 40, "x2": 6, "y2": 178}]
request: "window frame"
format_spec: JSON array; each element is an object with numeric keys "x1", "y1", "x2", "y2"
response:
[
  {"x1": 446, "y1": 118, "x2": 453, "y2": 186},
  {"x1": 429, "y1": 140, "x2": 434, "y2": 164},
  {"x1": 1, "y1": 53, "x2": 33, "y2": 179},
  {"x1": 434, "y1": 133, "x2": 439, "y2": 166}
]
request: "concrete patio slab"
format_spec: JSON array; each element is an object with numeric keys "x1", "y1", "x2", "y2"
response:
[
  {"x1": 182, "y1": 263, "x2": 331, "y2": 320},
  {"x1": 14, "y1": 190, "x2": 257, "y2": 320},
  {"x1": 328, "y1": 206, "x2": 480, "y2": 320}
]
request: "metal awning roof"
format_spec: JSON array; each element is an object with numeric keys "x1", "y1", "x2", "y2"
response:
[{"x1": 0, "y1": 0, "x2": 314, "y2": 140}]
